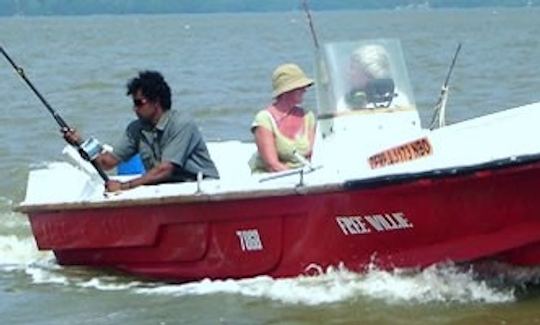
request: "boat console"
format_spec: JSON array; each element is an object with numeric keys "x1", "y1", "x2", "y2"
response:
[{"x1": 312, "y1": 39, "x2": 424, "y2": 172}]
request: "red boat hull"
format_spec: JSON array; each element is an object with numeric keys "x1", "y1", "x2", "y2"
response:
[{"x1": 25, "y1": 157, "x2": 540, "y2": 282}]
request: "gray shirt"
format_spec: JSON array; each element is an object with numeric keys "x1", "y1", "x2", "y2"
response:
[{"x1": 113, "y1": 110, "x2": 219, "y2": 182}]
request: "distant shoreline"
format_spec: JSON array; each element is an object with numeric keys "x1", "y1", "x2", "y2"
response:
[{"x1": 0, "y1": 1, "x2": 537, "y2": 17}]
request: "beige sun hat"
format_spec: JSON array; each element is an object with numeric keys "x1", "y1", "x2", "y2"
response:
[{"x1": 272, "y1": 63, "x2": 314, "y2": 98}]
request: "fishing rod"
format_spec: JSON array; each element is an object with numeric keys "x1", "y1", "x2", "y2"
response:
[
  {"x1": 301, "y1": 0, "x2": 320, "y2": 50},
  {"x1": 429, "y1": 43, "x2": 462, "y2": 130},
  {"x1": 0, "y1": 45, "x2": 109, "y2": 183}
]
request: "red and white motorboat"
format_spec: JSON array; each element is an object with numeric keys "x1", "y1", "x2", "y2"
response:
[{"x1": 16, "y1": 39, "x2": 540, "y2": 282}]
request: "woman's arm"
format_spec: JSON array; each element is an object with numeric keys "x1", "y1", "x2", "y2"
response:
[
  {"x1": 254, "y1": 126, "x2": 288, "y2": 172},
  {"x1": 306, "y1": 112, "x2": 316, "y2": 159}
]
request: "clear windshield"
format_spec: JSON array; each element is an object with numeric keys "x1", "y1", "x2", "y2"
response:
[{"x1": 315, "y1": 39, "x2": 416, "y2": 115}]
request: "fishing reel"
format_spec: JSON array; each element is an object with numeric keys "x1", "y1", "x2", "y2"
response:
[{"x1": 79, "y1": 137, "x2": 104, "y2": 161}]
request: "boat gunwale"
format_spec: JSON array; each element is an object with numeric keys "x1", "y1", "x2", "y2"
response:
[
  {"x1": 345, "y1": 152, "x2": 540, "y2": 190},
  {"x1": 15, "y1": 152, "x2": 540, "y2": 214},
  {"x1": 14, "y1": 182, "x2": 345, "y2": 213}
]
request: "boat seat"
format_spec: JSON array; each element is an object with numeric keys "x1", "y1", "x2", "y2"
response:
[
  {"x1": 206, "y1": 141, "x2": 255, "y2": 182},
  {"x1": 117, "y1": 154, "x2": 145, "y2": 175}
]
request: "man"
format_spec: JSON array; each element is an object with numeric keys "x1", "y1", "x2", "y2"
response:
[{"x1": 64, "y1": 70, "x2": 219, "y2": 192}]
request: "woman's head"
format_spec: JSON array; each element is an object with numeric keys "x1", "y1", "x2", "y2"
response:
[
  {"x1": 272, "y1": 63, "x2": 314, "y2": 99},
  {"x1": 349, "y1": 45, "x2": 391, "y2": 88}
]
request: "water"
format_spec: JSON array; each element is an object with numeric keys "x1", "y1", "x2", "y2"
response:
[{"x1": 1, "y1": 7, "x2": 540, "y2": 324}]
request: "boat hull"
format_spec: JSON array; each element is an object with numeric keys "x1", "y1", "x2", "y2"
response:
[{"x1": 24, "y1": 157, "x2": 540, "y2": 282}]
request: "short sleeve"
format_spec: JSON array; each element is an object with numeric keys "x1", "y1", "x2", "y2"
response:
[
  {"x1": 161, "y1": 120, "x2": 200, "y2": 167},
  {"x1": 250, "y1": 110, "x2": 273, "y2": 133},
  {"x1": 112, "y1": 121, "x2": 139, "y2": 162},
  {"x1": 305, "y1": 110, "x2": 315, "y2": 130}
]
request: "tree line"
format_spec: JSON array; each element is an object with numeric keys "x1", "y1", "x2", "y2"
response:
[{"x1": 0, "y1": 0, "x2": 535, "y2": 16}]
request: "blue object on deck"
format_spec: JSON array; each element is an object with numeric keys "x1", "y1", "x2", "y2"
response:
[{"x1": 117, "y1": 154, "x2": 145, "y2": 175}]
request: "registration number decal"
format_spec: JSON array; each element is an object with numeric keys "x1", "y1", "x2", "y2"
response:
[
  {"x1": 368, "y1": 137, "x2": 433, "y2": 169},
  {"x1": 236, "y1": 229, "x2": 263, "y2": 251}
]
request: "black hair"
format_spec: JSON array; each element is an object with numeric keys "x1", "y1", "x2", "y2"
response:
[{"x1": 126, "y1": 70, "x2": 172, "y2": 110}]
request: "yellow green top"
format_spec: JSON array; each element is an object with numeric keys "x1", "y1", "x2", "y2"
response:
[{"x1": 249, "y1": 109, "x2": 315, "y2": 173}]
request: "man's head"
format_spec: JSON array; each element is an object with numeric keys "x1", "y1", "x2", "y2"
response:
[{"x1": 127, "y1": 71, "x2": 172, "y2": 124}]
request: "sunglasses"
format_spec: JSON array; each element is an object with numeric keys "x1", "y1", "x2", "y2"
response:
[{"x1": 133, "y1": 98, "x2": 148, "y2": 108}]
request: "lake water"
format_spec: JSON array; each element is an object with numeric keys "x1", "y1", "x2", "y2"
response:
[{"x1": 2, "y1": 7, "x2": 540, "y2": 324}]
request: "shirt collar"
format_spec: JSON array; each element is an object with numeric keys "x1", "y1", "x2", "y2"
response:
[{"x1": 155, "y1": 110, "x2": 171, "y2": 132}]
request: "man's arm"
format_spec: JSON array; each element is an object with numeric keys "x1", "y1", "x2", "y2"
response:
[
  {"x1": 62, "y1": 128, "x2": 121, "y2": 171},
  {"x1": 95, "y1": 152, "x2": 120, "y2": 171}
]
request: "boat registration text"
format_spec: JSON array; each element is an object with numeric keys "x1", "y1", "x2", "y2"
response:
[
  {"x1": 336, "y1": 212, "x2": 413, "y2": 235},
  {"x1": 368, "y1": 137, "x2": 432, "y2": 169}
]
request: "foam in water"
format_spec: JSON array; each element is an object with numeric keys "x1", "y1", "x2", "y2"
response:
[
  {"x1": 0, "y1": 228, "x2": 517, "y2": 305},
  {"x1": 3, "y1": 248, "x2": 516, "y2": 306},
  {"x1": 0, "y1": 195, "x2": 45, "y2": 270},
  {"x1": 133, "y1": 264, "x2": 515, "y2": 305},
  {"x1": 0, "y1": 198, "x2": 21, "y2": 230},
  {"x1": 0, "y1": 235, "x2": 46, "y2": 268},
  {"x1": 14, "y1": 253, "x2": 144, "y2": 290},
  {"x1": 25, "y1": 262, "x2": 70, "y2": 286}
]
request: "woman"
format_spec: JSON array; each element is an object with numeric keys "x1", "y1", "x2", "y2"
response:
[{"x1": 250, "y1": 63, "x2": 316, "y2": 173}]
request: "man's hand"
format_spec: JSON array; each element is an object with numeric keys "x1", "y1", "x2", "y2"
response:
[
  {"x1": 104, "y1": 161, "x2": 174, "y2": 192},
  {"x1": 105, "y1": 180, "x2": 125, "y2": 192},
  {"x1": 61, "y1": 127, "x2": 82, "y2": 146}
]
